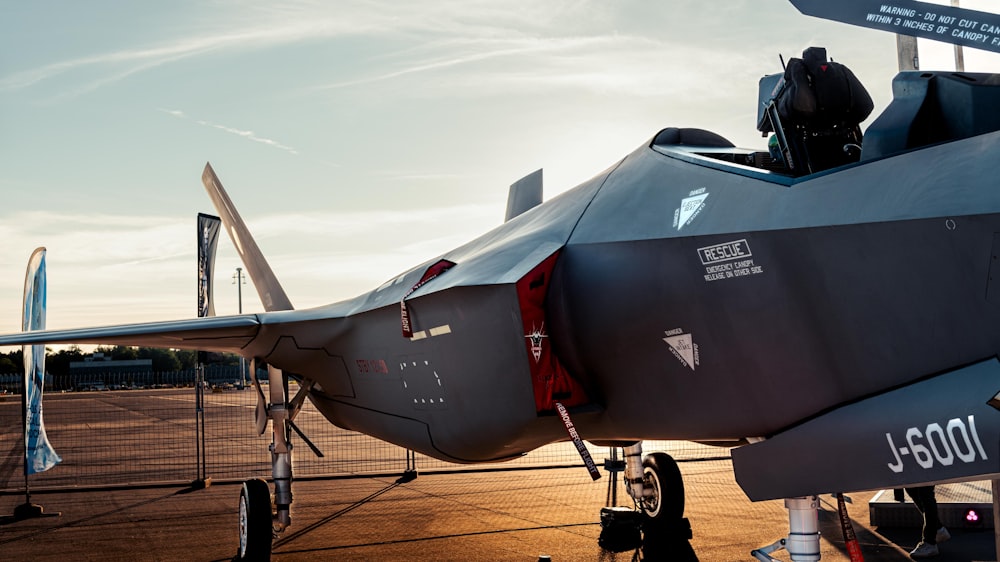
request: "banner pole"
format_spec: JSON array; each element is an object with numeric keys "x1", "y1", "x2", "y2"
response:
[
  {"x1": 192, "y1": 214, "x2": 221, "y2": 490},
  {"x1": 14, "y1": 384, "x2": 43, "y2": 519},
  {"x1": 20, "y1": 368, "x2": 32, "y2": 507}
]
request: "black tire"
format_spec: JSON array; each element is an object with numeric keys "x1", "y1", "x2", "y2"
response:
[
  {"x1": 238, "y1": 478, "x2": 272, "y2": 561},
  {"x1": 641, "y1": 452, "x2": 685, "y2": 522}
]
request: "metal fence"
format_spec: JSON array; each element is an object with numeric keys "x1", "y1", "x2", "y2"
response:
[
  {"x1": 0, "y1": 370, "x2": 730, "y2": 492},
  {"x1": 0, "y1": 365, "x2": 242, "y2": 394}
]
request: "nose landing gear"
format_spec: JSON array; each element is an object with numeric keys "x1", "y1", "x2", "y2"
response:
[
  {"x1": 640, "y1": 451, "x2": 685, "y2": 522},
  {"x1": 600, "y1": 442, "x2": 695, "y2": 559},
  {"x1": 620, "y1": 443, "x2": 687, "y2": 526}
]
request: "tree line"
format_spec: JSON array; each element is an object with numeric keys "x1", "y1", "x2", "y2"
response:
[{"x1": 0, "y1": 346, "x2": 241, "y2": 376}]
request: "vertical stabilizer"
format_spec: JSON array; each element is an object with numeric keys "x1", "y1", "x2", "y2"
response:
[
  {"x1": 201, "y1": 163, "x2": 294, "y2": 312},
  {"x1": 505, "y1": 169, "x2": 543, "y2": 222}
]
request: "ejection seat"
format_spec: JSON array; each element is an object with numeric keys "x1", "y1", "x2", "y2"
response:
[{"x1": 757, "y1": 47, "x2": 874, "y2": 176}]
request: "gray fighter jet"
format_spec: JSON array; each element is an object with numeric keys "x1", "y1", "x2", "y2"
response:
[{"x1": 5, "y1": 2, "x2": 1000, "y2": 560}]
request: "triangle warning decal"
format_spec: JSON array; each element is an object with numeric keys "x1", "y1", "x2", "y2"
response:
[
  {"x1": 664, "y1": 333, "x2": 696, "y2": 371},
  {"x1": 677, "y1": 193, "x2": 708, "y2": 230}
]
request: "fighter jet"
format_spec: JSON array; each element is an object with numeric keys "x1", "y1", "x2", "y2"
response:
[{"x1": 5, "y1": 1, "x2": 1000, "y2": 560}]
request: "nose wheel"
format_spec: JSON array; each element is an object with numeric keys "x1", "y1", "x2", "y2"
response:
[
  {"x1": 641, "y1": 452, "x2": 685, "y2": 522},
  {"x1": 237, "y1": 478, "x2": 273, "y2": 561},
  {"x1": 611, "y1": 444, "x2": 694, "y2": 559},
  {"x1": 622, "y1": 444, "x2": 686, "y2": 523}
]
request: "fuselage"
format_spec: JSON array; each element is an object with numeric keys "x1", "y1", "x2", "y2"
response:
[
  {"x1": 554, "y1": 128, "x2": 1000, "y2": 442},
  {"x1": 250, "y1": 71, "x2": 1000, "y2": 466}
]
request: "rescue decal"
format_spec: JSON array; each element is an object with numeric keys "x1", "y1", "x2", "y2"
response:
[
  {"x1": 698, "y1": 239, "x2": 765, "y2": 282},
  {"x1": 663, "y1": 328, "x2": 699, "y2": 371},
  {"x1": 673, "y1": 188, "x2": 709, "y2": 231}
]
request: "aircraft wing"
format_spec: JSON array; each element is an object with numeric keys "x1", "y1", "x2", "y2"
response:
[
  {"x1": 733, "y1": 358, "x2": 1000, "y2": 500},
  {"x1": 0, "y1": 315, "x2": 261, "y2": 354}
]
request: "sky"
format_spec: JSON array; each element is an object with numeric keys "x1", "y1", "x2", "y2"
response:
[{"x1": 2, "y1": 0, "x2": 1000, "y2": 338}]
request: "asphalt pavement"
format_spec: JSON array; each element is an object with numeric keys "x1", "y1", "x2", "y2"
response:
[{"x1": 2, "y1": 461, "x2": 997, "y2": 561}]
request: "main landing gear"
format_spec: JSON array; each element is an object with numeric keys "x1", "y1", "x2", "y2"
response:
[
  {"x1": 751, "y1": 496, "x2": 821, "y2": 562},
  {"x1": 614, "y1": 443, "x2": 826, "y2": 561},
  {"x1": 235, "y1": 361, "x2": 321, "y2": 562},
  {"x1": 238, "y1": 479, "x2": 272, "y2": 561}
]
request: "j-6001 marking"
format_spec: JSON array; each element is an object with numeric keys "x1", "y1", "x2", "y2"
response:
[{"x1": 886, "y1": 415, "x2": 987, "y2": 473}]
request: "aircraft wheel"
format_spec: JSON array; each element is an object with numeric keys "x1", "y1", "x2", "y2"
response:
[
  {"x1": 237, "y1": 478, "x2": 272, "y2": 561},
  {"x1": 641, "y1": 452, "x2": 684, "y2": 522}
]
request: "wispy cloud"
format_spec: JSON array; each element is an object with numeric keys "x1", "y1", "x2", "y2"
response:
[
  {"x1": 315, "y1": 31, "x2": 753, "y2": 99},
  {"x1": 373, "y1": 171, "x2": 465, "y2": 182},
  {"x1": 315, "y1": 37, "x2": 590, "y2": 91},
  {"x1": 0, "y1": 212, "x2": 189, "y2": 267},
  {"x1": 0, "y1": 1, "x2": 743, "y2": 102},
  {"x1": 196, "y1": 121, "x2": 298, "y2": 155},
  {"x1": 0, "y1": 15, "x2": 354, "y2": 94},
  {"x1": 0, "y1": 0, "x2": 522, "y2": 95},
  {"x1": 159, "y1": 108, "x2": 298, "y2": 155},
  {"x1": 0, "y1": 203, "x2": 499, "y2": 331}
]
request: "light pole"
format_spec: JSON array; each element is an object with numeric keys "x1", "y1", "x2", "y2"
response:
[
  {"x1": 233, "y1": 267, "x2": 247, "y2": 387},
  {"x1": 233, "y1": 267, "x2": 245, "y2": 314}
]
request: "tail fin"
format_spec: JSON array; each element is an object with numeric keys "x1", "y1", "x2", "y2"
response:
[
  {"x1": 201, "y1": 162, "x2": 294, "y2": 312},
  {"x1": 504, "y1": 168, "x2": 543, "y2": 222}
]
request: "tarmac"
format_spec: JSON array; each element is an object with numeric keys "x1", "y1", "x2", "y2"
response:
[
  {"x1": 2, "y1": 461, "x2": 998, "y2": 561},
  {"x1": 1, "y1": 388, "x2": 997, "y2": 561}
]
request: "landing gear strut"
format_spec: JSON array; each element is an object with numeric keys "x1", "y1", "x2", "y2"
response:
[
  {"x1": 267, "y1": 364, "x2": 294, "y2": 534},
  {"x1": 235, "y1": 360, "x2": 321, "y2": 561},
  {"x1": 751, "y1": 496, "x2": 821, "y2": 562}
]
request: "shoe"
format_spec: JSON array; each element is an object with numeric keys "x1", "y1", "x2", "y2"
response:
[
  {"x1": 935, "y1": 527, "x2": 950, "y2": 544},
  {"x1": 909, "y1": 541, "x2": 939, "y2": 559}
]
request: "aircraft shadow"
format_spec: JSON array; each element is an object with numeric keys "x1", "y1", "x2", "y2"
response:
[
  {"x1": 869, "y1": 524, "x2": 996, "y2": 562},
  {"x1": 639, "y1": 519, "x2": 698, "y2": 562},
  {"x1": 0, "y1": 488, "x2": 184, "y2": 539},
  {"x1": 269, "y1": 475, "x2": 667, "y2": 560},
  {"x1": 270, "y1": 478, "x2": 407, "y2": 552},
  {"x1": 815, "y1": 506, "x2": 911, "y2": 561},
  {"x1": 0, "y1": 440, "x2": 23, "y2": 491},
  {"x1": 816, "y1": 499, "x2": 996, "y2": 561},
  {"x1": 598, "y1": 516, "x2": 698, "y2": 562}
]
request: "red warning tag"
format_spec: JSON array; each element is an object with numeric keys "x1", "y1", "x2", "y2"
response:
[
  {"x1": 556, "y1": 402, "x2": 601, "y2": 481},
  {"x1": 400, "y1": 259, "x2": 455, "y2": 337},
  {"x1": 836, "y1": 493, "x2": 865, "y2": 562}
]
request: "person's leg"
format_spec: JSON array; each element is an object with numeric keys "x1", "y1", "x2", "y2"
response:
[
  {"x1": 920, "y1": 487, "x2": 942, "y2": 544},
  {"x1": 905, "y1": 487, "x2": 934, "y2": 544}
]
